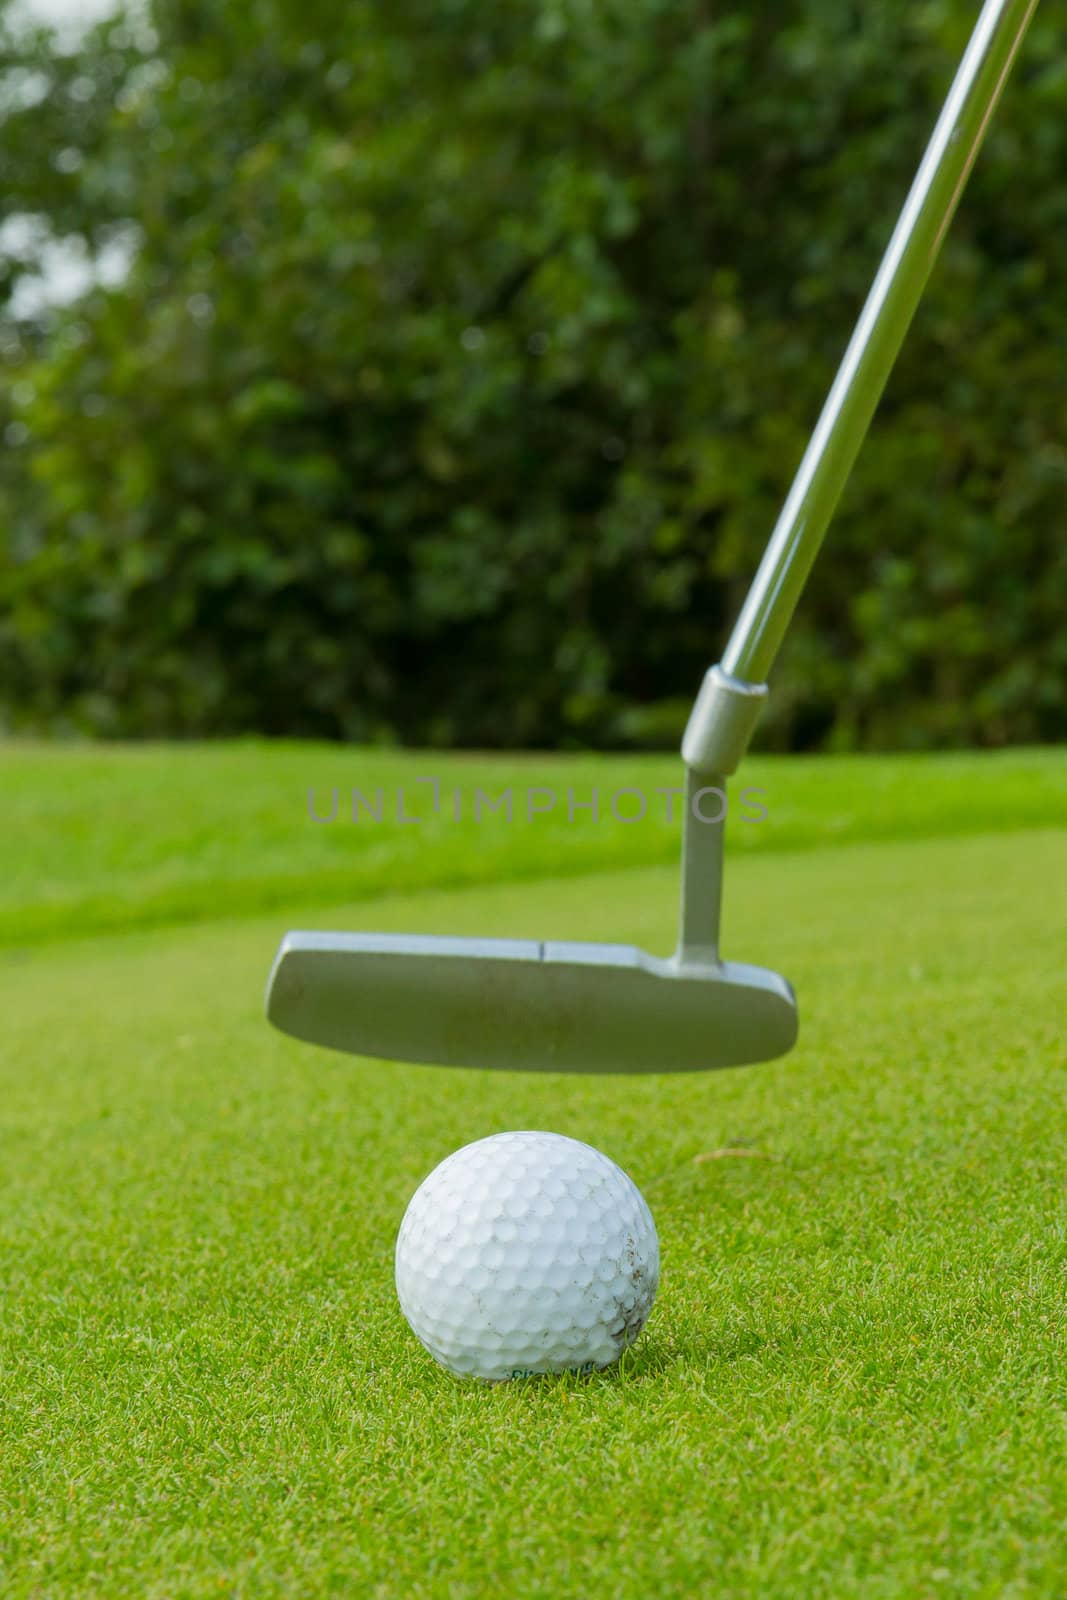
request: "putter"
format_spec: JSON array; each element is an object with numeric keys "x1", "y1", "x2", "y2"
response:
[{"x1": 267, "y1": 0, "x2": 1037, "y2": 1074}]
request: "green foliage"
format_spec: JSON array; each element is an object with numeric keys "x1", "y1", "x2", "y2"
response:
[{"x1": 1, "y1": 1, "x2": 1065, "y2": 746}]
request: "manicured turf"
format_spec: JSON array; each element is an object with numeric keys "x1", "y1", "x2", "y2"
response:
[
  {"x1": 1, "y1": 745, "x2": 1065, "y2": 1596},
  {"x1": 3, "y1": 740, "x2": 1066, "y2": 945}
]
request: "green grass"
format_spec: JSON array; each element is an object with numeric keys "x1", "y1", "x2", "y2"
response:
[
  {"x1": 2, "y1": 739, "x2": 1066, "y2": 946},
  {"x1": 1, "y1": 743, "x2": 1066, "y2": 1596}
]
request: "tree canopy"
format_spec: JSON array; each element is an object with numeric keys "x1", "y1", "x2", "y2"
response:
[{"x1": 2, "y1": 0, "x2": 1064, "y2": 748}]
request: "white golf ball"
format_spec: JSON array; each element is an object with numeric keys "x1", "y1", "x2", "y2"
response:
[{"x1": 395, "y1": 1130, "x2": 659, "y2": 1381}]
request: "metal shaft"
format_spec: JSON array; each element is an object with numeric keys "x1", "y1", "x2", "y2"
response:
[
  {"x1": 677, "y1": 768, "x2": 726, "y2": 963},
  {"x1": 722, "y1": 0, "x2": 1038, "y2": 685}
]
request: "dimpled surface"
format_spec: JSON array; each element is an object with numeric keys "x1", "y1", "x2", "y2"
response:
[{"x1": 395, "y1": 1130, "x2": 659, "y2": 1381}]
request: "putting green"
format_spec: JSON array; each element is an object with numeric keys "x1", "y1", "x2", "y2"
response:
[{"x1": 1, "y1": 749, "x2": 1065, "y2": 1596}]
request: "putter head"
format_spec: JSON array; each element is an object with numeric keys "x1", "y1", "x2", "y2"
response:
[{"x1": 266, "y1": 931, "x2": 797, "y2": 1074}]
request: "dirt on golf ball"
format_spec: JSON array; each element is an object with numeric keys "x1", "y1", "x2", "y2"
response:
[{"x1": 395, "y1": 1130, "x2": 659, "y2": 1381}]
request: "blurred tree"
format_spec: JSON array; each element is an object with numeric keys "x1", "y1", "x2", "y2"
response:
[{"x1": 1, "y1": 0, "x2": 1065, "y2": 746}]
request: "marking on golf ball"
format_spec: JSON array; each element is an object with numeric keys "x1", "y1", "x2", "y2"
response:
[{"x1": 395, "y1": 1130, "x2": 659, "y2": 1382}]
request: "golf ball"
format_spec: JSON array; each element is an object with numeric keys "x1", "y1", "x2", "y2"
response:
[{"x1": 395, "y1": 1130, "x2": 659, "y2": 1381}]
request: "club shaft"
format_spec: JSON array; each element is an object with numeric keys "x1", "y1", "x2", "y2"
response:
[
  {"x1": 678, "y1": 768, "x2": 726, "y2": 963},
  {"x1": 722, "y1": 0, "x2": 1038, "y2": 685}
]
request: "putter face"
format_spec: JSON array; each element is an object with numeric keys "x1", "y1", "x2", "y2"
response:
[{"x1": 266, "y1": 931, "x2": 797, "y2": 1075}]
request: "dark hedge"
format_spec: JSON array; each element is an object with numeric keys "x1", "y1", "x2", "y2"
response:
[{"x1": 2, "y1": 0, "x2": 1064, "y2": 748}]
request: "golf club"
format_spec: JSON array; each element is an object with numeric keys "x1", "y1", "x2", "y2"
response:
[{"x1": 267, "y1": 0, "x2": 1037, "y2": 1073}]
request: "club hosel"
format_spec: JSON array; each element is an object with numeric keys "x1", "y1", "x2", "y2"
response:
[{"x1": 681, "y1": 665, "x2": 768, "y2": 777}]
